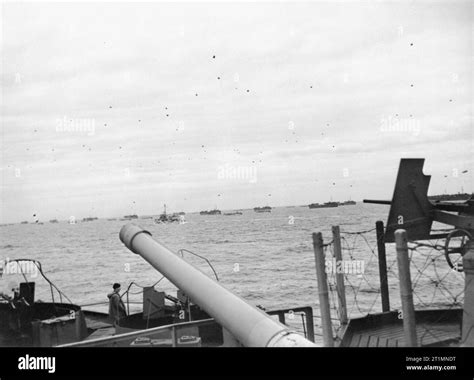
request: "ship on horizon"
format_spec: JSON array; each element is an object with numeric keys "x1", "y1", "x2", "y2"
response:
[
  {"x1": 308, "y1": 202, "x2": 339, "y2": 209},
  {"x1": 200, "y1": 209, "x2": 221, "y2": 215},
  {"x1": 428, "y1": 192, "x2": 472, "y2": 202},
  {"x1": 155, "y1": 204, "x2": 181, "y2": 223},
  {"x1": 82, "y1": 217, "x2": 99, "y2": 222},
  {"x1": 253, "y1": 206, "x2": 271, "y2": 213},
  {"x1": 340, "y1": 200, "x2": 356, "y2": 206}
]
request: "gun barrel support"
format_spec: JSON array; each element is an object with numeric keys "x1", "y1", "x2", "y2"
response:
[{"x1": 119, "y1": 223, "x2": 317, "y2": 347}]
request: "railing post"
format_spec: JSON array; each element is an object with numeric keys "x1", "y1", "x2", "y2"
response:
[
  {"x1": 277, "y1": 312, "x2": 285, "y2": 325},
  {"x1": 332, "y1": 225, "x2": 348, "y2": 324},
  {"x1": 304, "y1": 307, "x2": 315, "y2": 343},
  {"x1": 395, "y1": 229, "x2": 417, "y2": 347},
  {"x1": 312, "y1": 232, "x2": 334, "y2": 347},
  {"x1": 171, "y1": 326, "x2": 177, "y2": 347},
  {"x1": 462, "y1": 240, "x2": 474, "y2": 347},
  {"x1": 376, "y1": 220, "x2": 390, "y2": 312}
]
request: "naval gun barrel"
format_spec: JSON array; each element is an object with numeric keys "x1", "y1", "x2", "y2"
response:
[
  {"x1": 363, "y1": 199, "x2": 392, "y2": 205},
  {"x1": 119, "y1": 223, "x2": 317, "y2": 347}
]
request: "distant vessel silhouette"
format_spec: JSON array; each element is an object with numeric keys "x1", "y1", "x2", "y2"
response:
[
  {"x1": 253, "y1": 206, "x2": 271, "y2": 213},
  {"x1": 82, "y1": 217, "x2": 98, "y2": 222},
  {"x1": 428, "y1": 193, "x2": 472, "y2": 202},
  {"x1": 308, "y1": 202, "x2": 339, "y2": 209},
  {"x1": 155, "y1": 204, "x2": 181, "y2": 223},
  {"x1": 340, "y1": 200, "x2": 356, "y2": 206},
  {"x1": 200, "y1": 209, "x2": 221, "y2": 215}
]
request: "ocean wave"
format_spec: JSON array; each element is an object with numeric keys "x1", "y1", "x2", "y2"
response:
[
  {"x1": 0, "y1": 244, "x2": 17, "y2": 250},
  {"x1": 213, "y1": 239, "x2": 232, "y2": 244}
]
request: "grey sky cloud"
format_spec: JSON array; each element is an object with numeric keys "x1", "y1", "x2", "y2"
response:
[{"x1": 1, "y1": 1, "x2": 472, "y2": 223}]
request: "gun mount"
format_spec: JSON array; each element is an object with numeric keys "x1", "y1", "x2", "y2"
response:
[{"x1": 364, "y1": 158, "x2": 473, "y2": 271}]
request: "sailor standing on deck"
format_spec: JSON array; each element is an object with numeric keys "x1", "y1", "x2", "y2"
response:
[{"x1": 108, "y1": 283, "x2": 127, "y2": 324}]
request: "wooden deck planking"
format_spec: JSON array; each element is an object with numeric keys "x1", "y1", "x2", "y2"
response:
[
  {"x1": 386, "y1": 338, "x2": 398, "y2": 347},
  {"x1": 344, "y1": 321, "x2": 460, "y2": 347},
  {"x1": 377, "y1": 337, "x2": 390, "y2": 347},
  {"x1": 367, "y1": 335, "x2": 379, "y2": 347},
  {"x1": 358, "y1": 335, "x2": 370, "y2": 347},
  {"x1": 349, "y1": 334, "x2": 361, "y2": 347}
]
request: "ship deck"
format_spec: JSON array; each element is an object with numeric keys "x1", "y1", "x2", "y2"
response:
[
  {"x1": 339, "y1": 308, "x2": 462, "y2": 347},
  {"x1": 83, "y1": 310, "x2": 115, "y2": 340}
]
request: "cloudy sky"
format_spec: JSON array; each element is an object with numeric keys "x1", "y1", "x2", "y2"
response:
[{"x1": 1, "y1": 1, "x2": 472, "y2": 223}]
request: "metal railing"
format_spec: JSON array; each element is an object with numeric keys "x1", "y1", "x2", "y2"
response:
[{"x1": 177, "y1": 248, "x2": 219, "y2": 281}]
